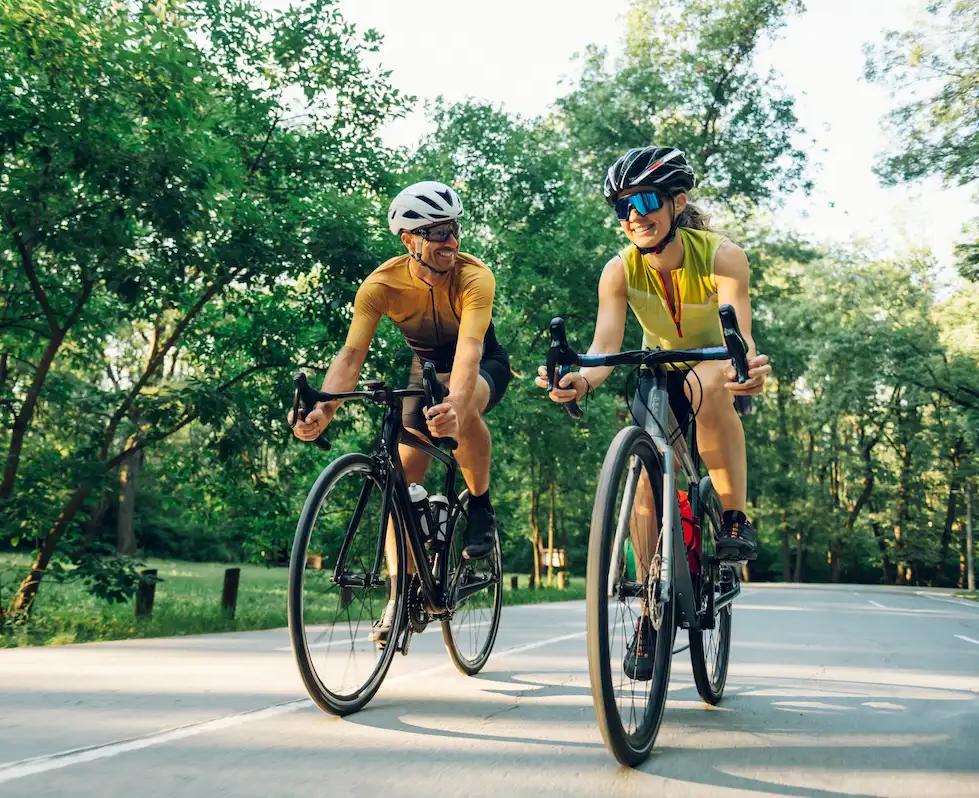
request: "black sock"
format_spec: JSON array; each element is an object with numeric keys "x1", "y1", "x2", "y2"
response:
[
  {"x1": 469, "y1": 489, "x2": 492, "y2": 512},
  {"x1": 722, "y1": 510, "x2": 747, "y2": 527}
]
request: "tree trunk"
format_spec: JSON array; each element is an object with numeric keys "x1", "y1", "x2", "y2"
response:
[
  {"x1": 529, "y1": 483, "x2": 540, "y2": 589},
  {"x1": 547, "y1": 481, "x2": 555, "y2": 587},
  {"x1": 870, "y1": 518, "x2": 894, "y2": 584},
  {"x1": 1, "y1": 329, "x2": 68, "y2": 499},
  {"x1": 84, "y1": 488, "x2": 112, "y2": 543},
  {"x1": 8, "y1": 482, "x2": 92, "y2": 615},
  {"x1": 893, "y1": 443, "x2": 912, "y2": 585},
  {"x1": 793, "y1": 524, "x2": 805, "y2": 582},
  {"x1": 116, "y1": 447, "x2": 143, "y2": 555},
  {"x1": 937, "y1": 479, "x2": 958, "y2": 587},
  {"x1": 830, "y1": 538, "x2": 843, "y2": 583},
  {"x1": 780, "y1": 509, "x2": 792, "y2": 582}
]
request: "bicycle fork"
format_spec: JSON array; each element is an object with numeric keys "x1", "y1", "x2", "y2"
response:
[
  {"x1": 607, "y1": 448, "x2": 691, "y2": 626},
  {"x1": 606, "y1": 451, "x2": 676, "y2": 604}
]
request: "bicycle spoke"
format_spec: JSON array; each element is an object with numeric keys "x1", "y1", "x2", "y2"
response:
[{"x1": 289, "y1": 456, "x2": 402, "y2": 715}]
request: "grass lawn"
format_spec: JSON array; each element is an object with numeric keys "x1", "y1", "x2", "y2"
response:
[{"x1": 0, "y1": 555, "x2": 583, "y2": 647}]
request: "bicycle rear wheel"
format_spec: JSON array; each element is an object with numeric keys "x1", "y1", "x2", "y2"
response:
[
  {"x1": 288, "y1": 453, "x2": 406, "y2": 716},
  {"x1": 689, "y1": 483, "x2": 732, "y2": 704},
  {"x1": 442, "y1": 492, "x2": 503, "y2": 675},
  {"x1": 586, "y1": 425, "x2": 675, "y2": 767}
]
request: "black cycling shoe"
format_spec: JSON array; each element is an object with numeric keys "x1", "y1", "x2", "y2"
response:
[
  {"x1": 369, "y1": 599, "x2": 398, "y2": 648},
  {"x1": 716, "y1": 510, "x2": 758, "y2": 561},
  {"x1": 463, "y1": 506, "x2": 497, "y2": 560},
  {"x1": 623, "y1": 615, "x2": 657, "y2": 681}
]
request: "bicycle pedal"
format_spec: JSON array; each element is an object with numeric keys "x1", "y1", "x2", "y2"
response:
[{"x1": 399, "y1": 627, "x2": 413, "y2": 656}]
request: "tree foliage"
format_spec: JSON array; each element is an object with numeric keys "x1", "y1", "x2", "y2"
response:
[{"x1": 3, "y1": 0, "x2": 978, "y2": 631}]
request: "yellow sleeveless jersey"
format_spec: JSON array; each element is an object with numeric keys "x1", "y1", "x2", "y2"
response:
[{"x1": 621, "y1": 227, "x2": 725, "y2": 356}]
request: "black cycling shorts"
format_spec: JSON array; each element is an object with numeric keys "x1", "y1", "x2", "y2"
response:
[
  {"x1": 630, "y1": 368, "x2": 696, "y2": 438},
  {"x1": 402, "y1": 328, "x2": 511, "y2": 441}
]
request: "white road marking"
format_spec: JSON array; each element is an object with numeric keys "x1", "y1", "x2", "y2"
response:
[
  {"x1": 954, "y1": 635, "x2": 979, "y2": 646},
  {"x1": 868, "y1": 600, "x2": 887, "y2": 609},
  {"x1": 0, "y1": 629, "x2": 586, "y2": 785},
  {"x1": 915, "y1": 592, "x2": 979, "y2": 609}
]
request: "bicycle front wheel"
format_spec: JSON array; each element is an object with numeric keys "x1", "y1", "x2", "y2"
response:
[
  {"x1": 442, "y1": 492, "x2": 503, "y2": 675},
  {"x1": 288, "y1": 453, "x2": 406, "y2": 716},
  {"x1": 587, "y1": 425, "x2": 675, "y2": 767},
  {"x1": 689, "y1": 482, "x2": 733, "y2": 704}
]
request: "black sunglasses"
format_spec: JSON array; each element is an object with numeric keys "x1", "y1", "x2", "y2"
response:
[{"x1": 416, "y1": 220, "x2": 461, "y2": 242}]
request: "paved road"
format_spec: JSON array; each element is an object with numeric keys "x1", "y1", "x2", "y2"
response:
[{"x1": 1, "y1": 584, "x2": 977, "y2": 797}]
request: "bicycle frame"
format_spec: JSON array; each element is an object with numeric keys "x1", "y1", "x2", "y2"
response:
[
  {"x1": 548, "y1": 305, "x2": 751, "y2": 633},
  {"x1": 581, "y1": 359, "x2": 731, "y2": 631},
  {"x1": 322, "y1": 384, "x2": 495, "y2": 618}
]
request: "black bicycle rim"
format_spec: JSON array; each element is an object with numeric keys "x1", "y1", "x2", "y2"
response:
[
  {"x1": 586, "y1": 425, "x2": 675, "y2": 767},
  {"x1": 288, "y1": 453, "x2": 406, "y2": 716}
]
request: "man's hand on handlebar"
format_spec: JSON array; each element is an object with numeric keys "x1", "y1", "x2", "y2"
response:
[
  {"x1": 723, "y1": 354, "x2": 771, "y2": 396},
  {"x1": 535, "y1": 366, "x2": 588, "y2": 404},
  {"x1": 424, "y1": 397, "x2": 461, "y2": 440},
  {"x1": 290, "y1": 404, "x2": 330, "y2": 442}
]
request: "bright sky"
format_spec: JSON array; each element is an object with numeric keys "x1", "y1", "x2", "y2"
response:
[{"x1": 336, "y1": 0, "x2": 976, "y2": 276}]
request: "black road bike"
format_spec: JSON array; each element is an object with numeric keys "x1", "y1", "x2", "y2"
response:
[
  {"x1": 288, "y1": 363, "x2": 503, "y2": 715},
  {"x1": 546, "y1": 304, "x2": 751, "y2": 766}
]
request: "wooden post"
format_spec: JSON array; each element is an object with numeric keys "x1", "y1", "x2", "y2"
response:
[
  {"x1": 557, "y1": 571, "x2": 565, "y2": 590},
  {"x1": 135, "y1": 569, "x2": 157, "y2": 618},
  {"x1": 510, "y1": 575, "x2": 518, "y2": 591},
  {"x1": 306, "y1": 554, "x2": 322, "y2": 570},
  {"x1": 528, "y1": 574, "x2": 535, "y2": 590},
  {"x1": 222, "y1": 567, "x2": 240, "y2": 619}
]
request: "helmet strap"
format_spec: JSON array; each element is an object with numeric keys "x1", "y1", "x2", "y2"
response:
[
  {"x1": 410, "y1": 237, "x2": 449, "y2": 276},
  {"x1": 636, "y1": 196, "x2": 680, "y2": 256}
]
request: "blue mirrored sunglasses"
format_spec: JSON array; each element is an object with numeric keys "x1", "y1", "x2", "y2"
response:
[{"x1": 614, "y1": 191, "x2": 665, "y2": 220}]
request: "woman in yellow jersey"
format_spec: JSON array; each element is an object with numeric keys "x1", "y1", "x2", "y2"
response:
[{"x1": 537, "y1": 146, "x2": 771, "y2": 563}]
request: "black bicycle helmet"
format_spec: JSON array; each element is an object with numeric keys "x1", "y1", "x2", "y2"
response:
[
  {"x1": 603, "y1": 146, "x2": 695, "y2": 204},
  {"x1": 604, "y1": 146, "x2": 696, "y2": 255}
]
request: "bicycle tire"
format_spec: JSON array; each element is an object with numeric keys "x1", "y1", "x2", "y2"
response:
[
  {"x1": 442, "y1": 491, "x2": 503, "y2": 675},
  {"x1": 586, "y1": 425, "x2": 675, "y2": 767},
  {"x1": 288, "y1": 453, "x2": 407, "y2": 716},
  {"x1": 689, "y1": 482, "x2": 732, "y2": 704}
]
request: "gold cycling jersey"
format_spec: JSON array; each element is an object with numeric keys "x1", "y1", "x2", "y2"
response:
[
  {"x1": 621, "y1": 226, "x2": 726, "y2": 357},
  {"x1": 345, "y1": 252, "x2": 496, "y2": 372}
]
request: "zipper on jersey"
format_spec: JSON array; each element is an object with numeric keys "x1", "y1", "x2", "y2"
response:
[
  {"x1": 657, "y1": 271, "x2": 683, "y2": 338},
  {"x1": 430, "y1": 288, "x2": 440, "y2": 346}
]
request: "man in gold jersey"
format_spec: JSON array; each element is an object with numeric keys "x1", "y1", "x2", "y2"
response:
[
  {"x1": 293, "y1": 181, "x2": 509, "y2": 642},
  {"x1": 537, "y1": 146, "x2": 771, "y2": 679}
]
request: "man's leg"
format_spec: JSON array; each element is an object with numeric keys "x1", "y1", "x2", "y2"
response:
[
  {"x1": 442, "y1": 372, "x2": 497, "y2": 559},
  {"x1": 384, "y1": 438, "x2": 432, "y2": 575},
  {"x1": 451, "y1": 374, "x2": 492, "y2": 495}
]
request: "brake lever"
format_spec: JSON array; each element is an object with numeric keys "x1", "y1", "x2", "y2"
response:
[
  {"x1": 717, "y1": 305, "x2": 753, "y2": 417},
  {"x1": 546, "y1": 317, "x2": 583, "y2": 419},
  {"x1": 292, "y1": 372, "x2": 331, "y2": 451},
  {"x1": 422, "y1": 362, "x2": 458, "y2": 450}
]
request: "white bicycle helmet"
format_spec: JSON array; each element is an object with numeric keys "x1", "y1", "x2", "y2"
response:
[{"x1": 387, "y1": 181, "x2": 464, "y2": 235}]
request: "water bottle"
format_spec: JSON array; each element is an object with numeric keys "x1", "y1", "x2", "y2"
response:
[
  {"x1": 408, "y1": 483, "x2": 432, "y2": 542},
  {"x1": 428, "y1": 494, "x2": 449, "y2": 551}
]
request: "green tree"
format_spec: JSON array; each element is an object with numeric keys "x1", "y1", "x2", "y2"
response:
[
  {"x1": 0, "y1": 0, "x2": 405, "y2": 616},
  {"x1": 865, "y1": 0, "x2": 979, "y2": 278},
  {"x1": 556, "y1": 0, "x2": 810, "y2": 210}
]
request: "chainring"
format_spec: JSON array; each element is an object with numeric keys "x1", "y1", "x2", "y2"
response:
[{"x1": 407, "y1": 575, "x2": 430, "y2": 633}]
